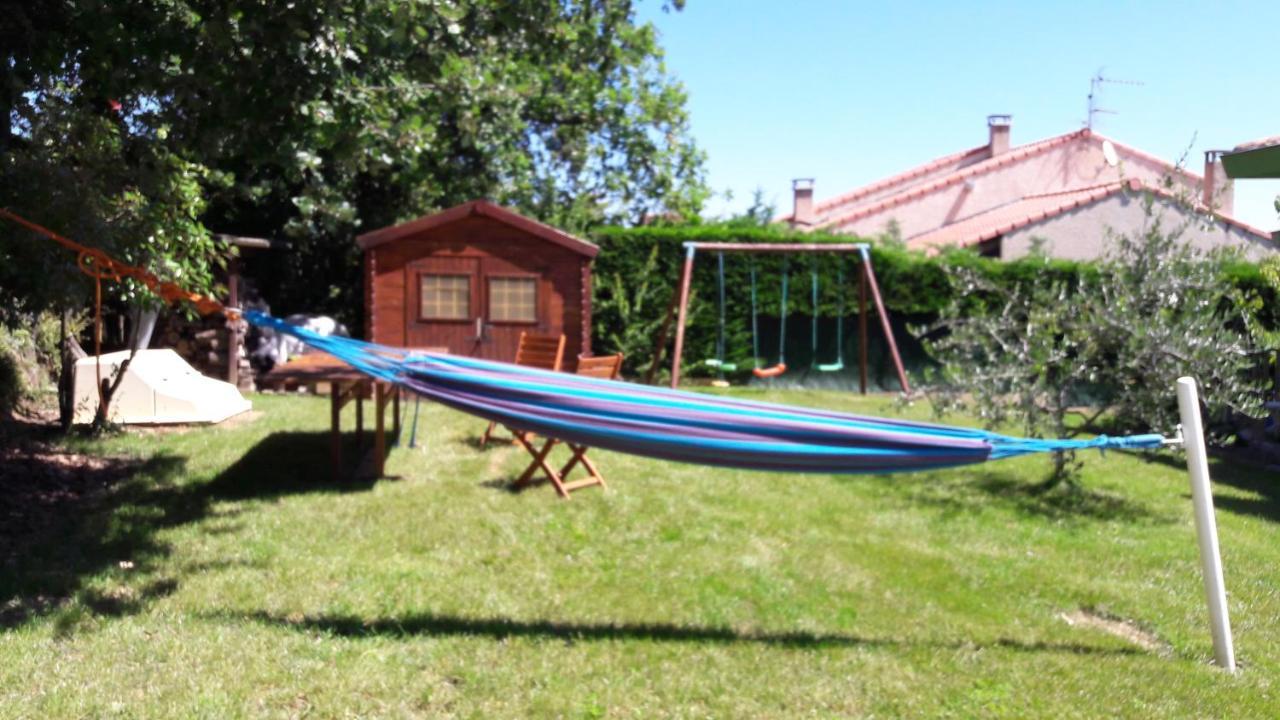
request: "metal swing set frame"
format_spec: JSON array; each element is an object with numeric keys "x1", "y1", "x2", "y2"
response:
[{"x1": 648, "y1": 242, "x2": 911, "y2": 393}]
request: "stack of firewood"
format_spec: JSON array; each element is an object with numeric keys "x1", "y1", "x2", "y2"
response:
[{"x1": 157, "y1": 313, "x2": 254, "y2": 391}]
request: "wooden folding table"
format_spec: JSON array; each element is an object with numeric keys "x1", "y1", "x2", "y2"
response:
[{"x1": 261, "y1": 350, "x2": 441, "y2": 480}]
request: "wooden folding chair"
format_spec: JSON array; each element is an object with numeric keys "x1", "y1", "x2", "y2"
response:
[
  {"x1": 480, "y1": 332, "x2": 565, "y2": 448},
  {"x1": 514, "y1": 352, "x2": 624, "y2": 499}
]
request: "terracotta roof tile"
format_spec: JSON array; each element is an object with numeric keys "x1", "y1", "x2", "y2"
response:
[
  {"x1": 905, "y1": 179, "x2": 1271, "y2": 251},
  {"x1": 811, "y1": 145, "x2": 990, "y2": 214},
  {"x1": 817, "y1": 130, "x2": 1090, "y2": 231},
  {"x1": 904, "y1": 182, "x2": 1133, "y2": 251},
  {"x1": 356, "y1": 200, "x2": 598, "y2": 257}
]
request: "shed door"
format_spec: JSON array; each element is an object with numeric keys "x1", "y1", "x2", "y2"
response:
[
  {"x1": 406, "y1": 257, "x2": 482, "y2": 356},
  {"x1": 405, "y1": 257, "x2": 551, "y2": 361}
]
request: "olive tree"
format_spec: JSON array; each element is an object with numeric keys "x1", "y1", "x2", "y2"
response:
[{"x1": 927, "y1": 191, "x2": 1268, "y2": 484}]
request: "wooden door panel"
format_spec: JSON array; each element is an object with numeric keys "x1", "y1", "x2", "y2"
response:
[
  {"x1": 405, "y1": 256, "x2": 481, "y2": 356},
  {"x1": 480, "y1": 257, "x2": 555, "y2": 363}
]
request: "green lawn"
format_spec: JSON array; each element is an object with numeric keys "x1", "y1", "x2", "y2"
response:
[{"x1": 2, "y1": 389, "x2": 1277, "y2": 718}]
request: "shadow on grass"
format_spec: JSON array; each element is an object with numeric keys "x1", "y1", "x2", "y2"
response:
[
  {"x1": 0, "y1": 427, "x2": 391, "y2": 630},
  {"x1": 1139, "y1": 450, "x2": 1280, "y2": 523},
  {"x1": 479, "y1": 477, "x2": 535, "y2": 494},
  {"x1": 218, "y1": 610, "x2": 1145, "y2": 657},
  {"x1": 876, "y1": 467, "x2": 1163, "y2": 524}
]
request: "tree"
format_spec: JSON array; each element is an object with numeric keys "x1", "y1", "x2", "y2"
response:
[
  {"x1": 3, "y1": 0, "x2": 706, "y2": 424},
  {"x1": 2, "y1": 0, "x2": 707, "y2": 326},
  {"x1": 0, "y1": 81, "x2": 224, "y2": 431},
  {"x1": 926, "y1": 190, "x2": 1268, "y2": 484}
]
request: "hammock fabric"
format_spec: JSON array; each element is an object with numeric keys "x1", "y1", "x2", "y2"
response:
[{"x1": 247, "y1": 311, "x2": 1164, "y2": 475}]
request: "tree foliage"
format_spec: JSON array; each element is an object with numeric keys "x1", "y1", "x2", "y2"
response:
[
  {"x1": 3, "y1": 0, "x2": 708, "y2": 327},
  {"x1": 926, "y1": 193, "x2": 1270, "y2": 482}
]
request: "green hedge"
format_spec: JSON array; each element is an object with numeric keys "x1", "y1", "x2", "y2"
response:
[{"x1": 587, "y1": 224, "x2": 1278, "y2": 382}]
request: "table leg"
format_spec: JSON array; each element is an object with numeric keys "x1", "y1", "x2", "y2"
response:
[
  {"x1": 330, "y1": 381, "x2": 342, "y2": 482},
  {"x1": 375, "y1": 382, "x2": 387, "y2": 477},
  {"x1": 355, "y1": 382, "x2": 364, "y2": 448},
  {"x1": 392, "y1": 387, "x2": 401, "y2": 436}
]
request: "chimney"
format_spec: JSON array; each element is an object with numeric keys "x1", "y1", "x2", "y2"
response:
[
  {"x1": 792, "y1": 178, "x2": 815, "y2": 226},
  {"x1": 1202, "y1": 150, "x2": 1233, "y2": 216},
  {"x1": 987, "y1": 114, "x2": 1012, "y2": 156}
]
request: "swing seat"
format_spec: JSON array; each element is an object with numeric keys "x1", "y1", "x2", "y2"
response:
[
  {"x1": 753, "y1": 363, "x2": 787, "y2": 378},
  {"x1": 704, "y1": 359, "x2": 737, "y2": 372},
  {"x1": 816, "y1": 361, "x2": 845, "y2": 372}
]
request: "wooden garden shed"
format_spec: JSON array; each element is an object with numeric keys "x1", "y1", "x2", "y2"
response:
[{"x1": 356, "y1": 200, "x2": 598, "y2": 368}]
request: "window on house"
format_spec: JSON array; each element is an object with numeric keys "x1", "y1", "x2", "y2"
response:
[
  {"x1": 419, "y1": 274, "x2": 471, "y2": 320},
  {"x1": 488, "y1": 276, "x2": 537, "y2": 323}
]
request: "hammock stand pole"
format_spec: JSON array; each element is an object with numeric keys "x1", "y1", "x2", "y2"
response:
[
  {"x1": 1176, "y1": 377, "x2": 1236, "y2": 672},
  {"x1": 667, "y1": 242, "x2": 908, "y2": 394}
]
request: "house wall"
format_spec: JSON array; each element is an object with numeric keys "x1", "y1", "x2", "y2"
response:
[
  {"x1": 1001, "y1": 192, "x2": 1277, "y2": 261},
  {"x1": 366, "y1": 215, "x2": 590, "y2": 366},
  {"x1": 830, "y1": 135, "x2": 1200, "y2": 240}
]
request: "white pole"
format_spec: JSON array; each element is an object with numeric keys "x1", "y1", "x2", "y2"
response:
[{"x1": 1175, "y1": 377, "x2": 1236, "y2": 672}]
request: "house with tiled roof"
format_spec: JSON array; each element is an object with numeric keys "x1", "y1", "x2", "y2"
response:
[{"x1": 780, "y1": 116, "x2": 1277, "y2": 260}]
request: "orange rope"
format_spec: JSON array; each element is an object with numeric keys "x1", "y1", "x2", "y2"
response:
[
  {"x1": 0, "y1": 207, "x2": 234, "y2": 319},
  {"x1": 2, "y1": 207, "x2": 237, "y2": 422}
]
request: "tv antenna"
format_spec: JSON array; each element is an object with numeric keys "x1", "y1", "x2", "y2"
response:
[{"x1": 1086, "y1": 68, "x2": 1143, "y2": 130}]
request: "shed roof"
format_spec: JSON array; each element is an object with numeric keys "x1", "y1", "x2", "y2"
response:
[{"x1": 355, "y1": 200, "x2": 599, "y2": 258}]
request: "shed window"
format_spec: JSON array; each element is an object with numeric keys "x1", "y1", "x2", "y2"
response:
[
  {"x1": 488, "y1": 277, "x2": 537, "y2": 323},
  {"x1": 419, "y1": 274, "x2": 471, "y2": 320}
]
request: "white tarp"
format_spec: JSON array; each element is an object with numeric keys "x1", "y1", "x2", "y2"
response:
[{"x1": 73, "y1": 349, "x2": 252, "y2": 425}]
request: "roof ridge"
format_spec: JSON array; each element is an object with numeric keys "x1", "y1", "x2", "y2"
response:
[
  {"x1": 814, "y1": 130, "x2": 1092, "y2": 216},
  {"x1": 819, "y1": 129, "x2": 1091, "y2": 230},
  {"x1": 808, "y1": 145, "x2": 990, "y2": 215},
  {"x1": 1132, "y1": 180, "x2": 1273, "y2": 239},
  {"x1": 355, "y1": 199, "x2": 599, "y2": 256},
  {"x1": 1088, "y1": 132, "x2": 1203, "y2": 182}
]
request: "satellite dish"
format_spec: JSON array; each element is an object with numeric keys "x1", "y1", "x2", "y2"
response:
[{"x1": 1102, "y1": 140, "x2": 1119, "y2": 167}]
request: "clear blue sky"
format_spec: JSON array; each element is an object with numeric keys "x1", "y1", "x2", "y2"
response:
[{"x1": 639, "y1": 0, "x2": 1280, "y2": 231}]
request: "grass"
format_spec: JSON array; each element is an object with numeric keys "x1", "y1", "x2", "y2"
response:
[{"x1": 2, "y1": 388, "x2": 1278, "y2": 718}]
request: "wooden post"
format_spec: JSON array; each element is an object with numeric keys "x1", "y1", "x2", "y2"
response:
[
  {"x1": 355, "y1": 382, "x2": 364, "y2": 447},
  {"x1": 392, "y1": 387, "x2": 401, "y2": 436},
  {"x1": 226, "y1": 258, "x2": 241, "y2": 387},
  {"x1": 858, "y1": 248, "x2": 910, "y2": 394},
  {"x1": 858, "y1": 261, "x2": 868, "y2": 395},
  {"x1": 330, "y1": 381, "x2": 342, "y2": 481},
  {"x1": 668, "y1": 245, "x2": 697, "y2": 389},
  {"x1": 375, "y1": 382, "x2": 387, "y2": 477},
  {"x1": 644, "y1": 282, "x2": 683, "y2": 385}
]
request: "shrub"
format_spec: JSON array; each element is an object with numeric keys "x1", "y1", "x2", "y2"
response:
[
  {"x1": 588, "y1": 223, "x2": 1276, "y2": 384},
  {"x1": 0, "y1": 310, "x2": 81, "y2": 416},
  {"x1": 924, "y1": 201, "x2": 1274, "y2": 483}
]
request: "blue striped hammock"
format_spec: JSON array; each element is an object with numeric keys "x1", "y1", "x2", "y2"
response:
[{"x1": 247, "y1": 311, "x2": 1164, "y2": 474}]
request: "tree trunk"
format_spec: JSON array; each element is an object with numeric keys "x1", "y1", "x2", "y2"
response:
[
  {"x1": 58, "y1": 309, "x2": 74, "y2": 432},
  {"x1": 90, "y1": 352, "x2": 134, "y2": 433},
  {"x1": 90, "y1": 310, "x2": 148, "y2": 433}
]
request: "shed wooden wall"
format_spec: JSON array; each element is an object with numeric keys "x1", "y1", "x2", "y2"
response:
[{"x1": 365, "y1": 215, "x2": 592, "y2": 367}]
